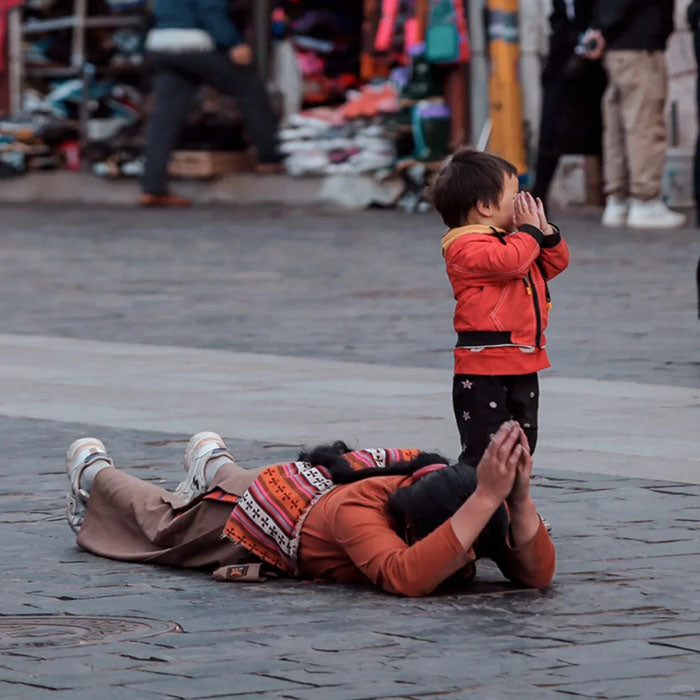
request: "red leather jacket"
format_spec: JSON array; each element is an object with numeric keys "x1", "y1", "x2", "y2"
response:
[{"x1": 442, "y1": 224, "x2": 570, "y2": 375}]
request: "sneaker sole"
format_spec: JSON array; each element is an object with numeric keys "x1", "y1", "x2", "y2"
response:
[{"x1": 627, "y1": 219, "x2": 686, "y2": 229}]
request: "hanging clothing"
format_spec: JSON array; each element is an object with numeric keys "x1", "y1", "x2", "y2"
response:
[{"x1": 0, "y1": 0, "x2": 22, "y2": 74}]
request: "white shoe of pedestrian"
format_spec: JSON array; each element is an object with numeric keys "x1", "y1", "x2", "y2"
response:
[
  {"x1": 65, "y1": 437, "x2": 113, "y2": 534},
  {"x1": 626, "y1": 198, "x2": 686, "y2": 229},
  {"x1": 601, "y1": 196, "x2": 629, "y2": 227},
  {"x1": 174, "y1": 431, "x2": 235, "y2": 503}
]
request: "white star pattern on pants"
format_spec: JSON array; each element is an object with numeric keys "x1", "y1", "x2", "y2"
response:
[
  {"x1": 461, "y1": 379, "x2": 473, "y2": 390},
  {"x1": 462, "y1": 411, "x2": 471, "y2": 421}
]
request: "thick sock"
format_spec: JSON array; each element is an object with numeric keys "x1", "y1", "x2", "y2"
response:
[
  {"x1": 79, "y1": 460, "x2": 112, "y2": 494},
  {"x1": 205, "y1": 455, "x2": 236, "y2": 485}
]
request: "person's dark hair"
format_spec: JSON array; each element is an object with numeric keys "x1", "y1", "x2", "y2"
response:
[
  {"x1": 298, "y1": 443, "x2": 508, "y2": 557},
  {"x1": 429, "y1": 148, "x2": 518, "y2": 228},
  {"x1": 297, "y1": 442, "x2": 449, "y2": 484},
  {"x1": 388, "y1": 462, "x2": 509, "y2": 559},
  {"x1": 297, "y1": 441, "x2": 353, "y2": 479}
]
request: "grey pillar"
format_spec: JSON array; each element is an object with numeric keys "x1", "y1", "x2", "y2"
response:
[{"x1": 468, "y1": 0, "x2": 490, "y2": 146}]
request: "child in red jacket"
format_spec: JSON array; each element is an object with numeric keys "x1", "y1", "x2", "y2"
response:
[{"x1": 431, "y1": 148, "x2": 570, "y2": 462}]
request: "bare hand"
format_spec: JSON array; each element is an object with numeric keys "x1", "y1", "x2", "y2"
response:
[
  {"x1": 475, "y1": 422, "x2": 522, "y2": 508},
  {"x1": 507, "y1": 427, "x2": 533, "y2": 507},
  {"x1": 230, "y1": 44, "x2": 253, "y2": 66},
  {"x1": 513, "y1": 192, "x2": 541, "y2": 230},
  {"x1": 582, "y1": 29, "x2": 605, "y2": 60},
  {"x1": 535, "y1": 197, "x2": 554, "y2": 235}
]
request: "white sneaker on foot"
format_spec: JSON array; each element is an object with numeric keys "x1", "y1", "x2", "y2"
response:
[
  {"x1": 174, "y1": 431, "x2": 235, "y2": 503},
  {"x1": 601, "y1": 196, "x2": 629, "y2": 227},
  {"x1": 65, "y1": 437, "x2": 112, "y2": 533},
  {"x1": 626, "y1": 198, "x2": 686, "y2": 229}
]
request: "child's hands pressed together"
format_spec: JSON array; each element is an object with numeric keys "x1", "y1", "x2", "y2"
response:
[
  {"x1": 535, "y1": 197, "x2": 555, "y2": 236},
  {"x1": 513, "y1": 192, "x2": 541, "y2": 230}
]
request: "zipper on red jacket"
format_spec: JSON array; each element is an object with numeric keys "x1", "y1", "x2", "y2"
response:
[
  {"x1": 535, "y1": 261, "x2": 553, "y2": 309},
  {"x1": 527, "y1": 272, "x2": 543, "y2": 347}
]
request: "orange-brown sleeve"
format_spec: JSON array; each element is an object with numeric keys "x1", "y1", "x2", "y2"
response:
[
  {"x1": 332, "y1": 493, "x2": 470, "y2": 597},
  {"x1": 495, "y1": 519, "x2": 556, "y2": 589}
]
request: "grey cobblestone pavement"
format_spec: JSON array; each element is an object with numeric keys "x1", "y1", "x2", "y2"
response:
[
  {"x1": 0, "y1": 205, "x2": 699, "y2": 698},
  {"x1": 1, "y1": 204, "x2": 698, "y2": 387}
]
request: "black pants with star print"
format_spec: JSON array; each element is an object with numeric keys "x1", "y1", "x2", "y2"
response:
[{"x1": 453, "y1": 373, "x2": 539, "y2": 464}]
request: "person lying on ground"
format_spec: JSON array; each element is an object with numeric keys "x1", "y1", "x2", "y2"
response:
[{"x1": 65, "y1": 421, "x2": 555, "y2": 597}]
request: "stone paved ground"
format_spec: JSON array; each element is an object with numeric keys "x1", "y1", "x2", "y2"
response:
[
  {"x1": 0, "y1": 205, "x2": 698, "y2": 387},
  {"x1": 0, "y1": 205, "x2": 699, "y2": 699}
]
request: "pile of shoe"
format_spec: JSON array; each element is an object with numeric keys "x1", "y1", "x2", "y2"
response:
[
  {"x1": 280, "y1": 82, "x2": 399, "y2": 176},
  {"x1": 0, "y1": 116, "x2": 80, "y2": 175}
]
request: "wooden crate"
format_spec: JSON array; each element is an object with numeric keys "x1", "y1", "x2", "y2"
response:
[{"x1": 168, "y1": 150, "x2": 254, "y2": 178}]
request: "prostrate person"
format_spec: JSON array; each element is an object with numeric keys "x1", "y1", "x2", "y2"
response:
[{"x1": 65, "y1": 422, "x2": 555, "y2": 597}]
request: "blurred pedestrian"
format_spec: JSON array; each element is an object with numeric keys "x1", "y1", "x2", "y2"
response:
[
  {"x1": 140, "y1": 0, "x2": 281, "y2": 208},
  {"x1": 532, "y1": 0, "x2": 607, "y2": 210},
  {"x1": 687, "y1": 0, "x2": 700, "y2": 316},
  {"x1": 688, "y1": 0, "x2": 700, "y2": 225},
  {"x1": 585, "y1": 0, "x2": 685, "y2": 229}
]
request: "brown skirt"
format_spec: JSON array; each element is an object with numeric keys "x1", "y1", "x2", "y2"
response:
[{"x1": 76, "y1": 463, "x2": 265, "y2": 570}]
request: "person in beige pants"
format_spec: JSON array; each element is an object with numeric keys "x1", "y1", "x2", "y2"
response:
[{"x1": 585, "y1": 0, "x2": 685, "y2": 229}]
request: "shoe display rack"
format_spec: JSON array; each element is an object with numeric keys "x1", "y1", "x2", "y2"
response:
[{"x1": 6, "y1": 0, "x2": 144, "y2": 142}]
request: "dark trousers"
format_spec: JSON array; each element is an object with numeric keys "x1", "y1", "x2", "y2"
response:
[
  {"x1": 693, "y1": 31, "x2": 700, "y2": 315},
  {"x1": 453, "y1": 373, "x2": 539, "y2": 463},
  {"x1": 143, "y1": 51, "x2": 279, "y2": 196},
  {"x1": 694, "y1": 30, "x2": 700, "y2": 220}
]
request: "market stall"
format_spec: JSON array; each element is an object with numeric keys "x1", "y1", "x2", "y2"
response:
[{"x1": 0, "y1": 0, "x2": 473, "y2": 207}]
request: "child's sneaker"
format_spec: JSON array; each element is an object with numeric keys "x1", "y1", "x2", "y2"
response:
[
  {"x1": 174, "y1": 432, "x2": 235, "y2": 503},
  {"x1": 65, "y1": 438, "x2": 113, "y2": 533}
]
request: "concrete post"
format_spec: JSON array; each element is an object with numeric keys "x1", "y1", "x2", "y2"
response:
[{"x1": 468, "y1": 0, "x2": 489, "y2": 145}]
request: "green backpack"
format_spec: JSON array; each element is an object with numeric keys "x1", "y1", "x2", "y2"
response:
[{"x1": 425, "y1": 0, "x2": 470, "y2": 64}]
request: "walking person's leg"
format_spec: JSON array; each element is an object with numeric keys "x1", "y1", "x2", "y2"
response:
[
  {"x1": 532, "y1": 78, "x2": 565, "y2": 208},
  {"x1": 601, "y1": 52, "x2": 631, "y2": 227},
  {"x1": 170, "y1": 52, "x2": 280, "y2": 165},
  {"x1": 620, "y1": 51, "x2": 685, "y2": 228},
  {"x1": 694, "y1": 29, "x2": 700, "y2": 224},
  {"x1": 141, "y1": 54, "x2": 198, "y2": 205}
]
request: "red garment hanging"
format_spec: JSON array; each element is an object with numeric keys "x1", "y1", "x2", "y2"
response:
[{"x1": 0, "y1": 0, "x2": 22, "y2": 74}]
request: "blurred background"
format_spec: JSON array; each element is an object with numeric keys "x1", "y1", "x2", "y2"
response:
[{"x1": 0, "y1": 0, "x2": 696, "y2": 212}]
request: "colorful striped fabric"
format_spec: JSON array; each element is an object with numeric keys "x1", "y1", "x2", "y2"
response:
[
  {"x1": 221, "y1": 448, "x2": 422, "y2": 574},
  {"x1": 344, "y1": 448, "x2": 421, "y2": 471}
]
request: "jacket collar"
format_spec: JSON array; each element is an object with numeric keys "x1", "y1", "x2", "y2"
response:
[{"x1": 441, "y1": 225, "x2": 508, "y2": 257}]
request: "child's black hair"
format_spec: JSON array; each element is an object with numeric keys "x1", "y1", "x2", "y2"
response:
[{"x1": 429, "y1": 147, "x2": 518, "y2": 228}]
